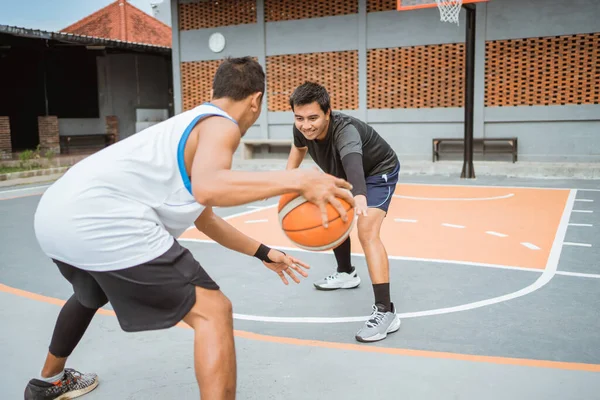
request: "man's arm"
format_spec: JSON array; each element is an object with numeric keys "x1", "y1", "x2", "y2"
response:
[
  {"x1": 336, "y1": 125, "x2": 367, "y2": 198},
  {"x1": 194, "y1": 206, "x2": 262, "y2": 256},
  {"x1": 195, "y1": 207, "x2": 311, "y2": 285},
  {"x1": 286, "y1": 145, "x2": 307, "y2": 170},
  {"x1": 191, "y1": 116, "x2": 350, "y2": 208}
]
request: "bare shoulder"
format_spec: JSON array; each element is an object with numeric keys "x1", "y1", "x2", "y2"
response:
[{"x1": 193, "y1": 114, "x2": 241, "y2": 147}]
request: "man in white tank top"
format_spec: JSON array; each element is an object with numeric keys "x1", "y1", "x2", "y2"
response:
[{"x1": 24, "y1": 57, "x2": 354, "y2": 400}]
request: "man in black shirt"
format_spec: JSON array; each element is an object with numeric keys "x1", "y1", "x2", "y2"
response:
[{"x1": 286, "y1": 82, "x2": 401, "y2": 343}]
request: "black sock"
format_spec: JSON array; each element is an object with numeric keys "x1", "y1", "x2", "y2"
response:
[
  {"x1": 333, "y1": 236, "x2": 353, "y2": 274},
  {"x1": 373, "y1": 283, "x2": 391, "y2": 312},
  {"x1": 48, "y1": 295, "x2": 99, "y2": 358}
]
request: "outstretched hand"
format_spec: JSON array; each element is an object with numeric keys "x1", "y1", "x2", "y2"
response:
[{"x1": 262, "y1": 249, "x2": 311, "y2": 285}]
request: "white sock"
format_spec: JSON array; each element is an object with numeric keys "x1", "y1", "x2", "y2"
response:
[{"x1": 39, "y1": 370, "x2": 65, "y2": 383}]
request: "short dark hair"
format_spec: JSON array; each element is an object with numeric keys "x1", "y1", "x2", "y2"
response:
[
  {"x1": 289, "y1": 81, "x2": 331, "y2": 114},
  {"x1": 212, "y1": 56, "x2": 265, "y2": 101}
]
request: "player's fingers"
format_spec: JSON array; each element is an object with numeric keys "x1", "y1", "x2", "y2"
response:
[
  {"x1": 328, "y1": 195, "x2": 348, "y2": 222},
  {"x1": 318, "y1": 203, "x2": 329, "y2": 228},
  {"x1": 336, "y1": 187, "x2": 355, "y2": 206},
  {"x1": 290, "y1": 263, "x2": 309, "y2": 277},
  {"x1": 334, "y1": 176, "x2": 352, "y2": 190},
  {"x1": 285, "y1": 268, "x2": 300, "y2": 284},
  {"x1": 278, "y1": 271, "x2": 289, "y2": 285},
  {"x1": 289, "y1": 256, "x2": 311, "y2": 270}
]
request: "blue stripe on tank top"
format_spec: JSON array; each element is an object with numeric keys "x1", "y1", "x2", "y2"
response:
[{"x1": 177, "y1": 103, "x2": 238, "y2": 195}]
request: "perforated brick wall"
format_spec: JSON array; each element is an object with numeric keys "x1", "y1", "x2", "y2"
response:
[
  {"x1": 265, "y1": 0, "x2": 357, "y2": 22},
  {"x1": 38, "y1": 116, "x2": 60, "y2": 154},
  {"x1": 266, "y1": 51, "x2": 359, "y2": 111},
  {"x1": 180, "y1": 60, "x2": 222, "y2": 111},
  {"x1": 367, "y1": 0, "x2": 397, "y2": 12},
  {"x1": 367, "y1": 44, "x2": 465, "y2": 108},
  {"x1": 0, "y1": 117, "x2": 11, "y2": 159},
  {"x1": 105, "y1": 116, "x2": 119, "y2": 141},
  {"x1": 485, "y1": 33, "x2": 600, "y2": 107},
  {"x1": 178, "y1": 0, "x2": 256, "y2": 30}
]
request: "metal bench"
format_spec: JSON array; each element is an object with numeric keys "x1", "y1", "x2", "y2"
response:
[
  {"x1": 241, "y1": 139, "x2": 292, "y2": 160},
  {"x1": 432, "y1": 137, "x2": 518, "y2": 163}
]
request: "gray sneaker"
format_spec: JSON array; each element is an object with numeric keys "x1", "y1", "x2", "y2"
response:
[
  {"x1": 313, "y1": 268, "x2": 361, "y2": 290},
  {"x1": 355, "y1": 303, "x2": 401, "y2": 342}
]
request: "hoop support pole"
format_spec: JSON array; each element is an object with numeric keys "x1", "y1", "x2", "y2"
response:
[{"x1": 461, "y1": 3, "x2": 476, "y2": 179}]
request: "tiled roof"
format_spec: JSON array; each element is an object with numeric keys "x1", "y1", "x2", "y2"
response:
[{"x1": 60, "y1": 0, "x2": 171, "y2": 48}]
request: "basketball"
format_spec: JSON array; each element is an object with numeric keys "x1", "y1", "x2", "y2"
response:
[{"x1": 277, "y1": 192, "x2": 356, "y2": 251}]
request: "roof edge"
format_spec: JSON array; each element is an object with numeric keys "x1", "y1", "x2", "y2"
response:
[{"x1": 0, "y1": 24, "x2": 171, "y2": 54}]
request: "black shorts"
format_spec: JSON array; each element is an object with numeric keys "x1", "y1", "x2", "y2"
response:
[
  {"x1": 53, "y1": 240, "x2": 219, "y2": 332},
  {"x1": 365, "y1": 161, "x2": 400, "y2": 213}
]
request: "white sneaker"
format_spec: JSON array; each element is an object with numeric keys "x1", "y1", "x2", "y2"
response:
[{"x1": 313, "y1": 268, "x2": 361, "y2": 290}]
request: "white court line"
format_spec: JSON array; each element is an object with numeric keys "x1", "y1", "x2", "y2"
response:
[
  {"x1": 568, "y1": 223, "x2": 593, "y2": 227},
  {"x1": 397, "y1": 182, "x2": 600, "y2": 192},
  {"x1": 183, "y1": 237, "x2": 600, "y2": 283},
  {"x1": 521, "y1": 242, "x2": 541, "y2": 250},
  {"x1": 442, "y1": 223, "x2": 465, "y2": 229},
  {"x1": 0, "y1": 184, "x2": 51, "y2": 194},
  {"x1": 179, "y1": 238, "x2": 541, "y2": 274},
  {"x1": 572, "y1": 210, "x2": 593, "y2": 213},
  {"x1": 393, "y1": 193, "x2": 514, "y2": 201},
  {"x1": 486, "y1": 231, "x2": 508, "y2": 237},
  {"x1": 185, "y1": 203, "x2": 278, "y2": 231},
  {"x1": 245, "y1": 219, "x2": 268, "y2": 224},
  {"x1": 575, "y1": 199, "x2": 594, "y2": 202},
  {"x1": 394, "y1": 218, "x2": 417, "y2": 223},
  {"x1": 563, "y1": 242, "x2": 592, "y2": 247},
  {"x1": 181, "y1": 191, "x2": 578, "y2": 323},
  {"x1": 556, "y1": 271, "x2": 600, "y2": 279},
  {"x1": 182, "y1": 190, "x2": 576, "y2": 323}
]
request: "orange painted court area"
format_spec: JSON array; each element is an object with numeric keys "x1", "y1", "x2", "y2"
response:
[{"x1": 180, "y1": 185, "x2": 570, "y2": 270}]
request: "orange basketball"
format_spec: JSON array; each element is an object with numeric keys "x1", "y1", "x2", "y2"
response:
[{"x1": 278, "y1": 192, "x2": 356, "y2": 251}]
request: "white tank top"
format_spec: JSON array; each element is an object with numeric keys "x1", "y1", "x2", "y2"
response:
[{"x1": 34, "y1": 103, "x2": 237, "y2": 271}]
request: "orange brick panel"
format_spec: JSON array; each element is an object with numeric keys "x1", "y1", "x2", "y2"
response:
[
  {"x1": 367, "y1": 44, "x2": 465, "y2": 109},
  {"x1": 265, "y1": 0, "x2": 357, "y2": 22},
  {"x1": 179, "y1": 0, "x2": 256, "y2": 30},
  {"x1": 267, "y1": 51, "x2": 358, "y2": 111},
  {"x1": 367, "y1": 0, "x2": 397, "y2": 12},
  {"x1": 180, "y1": 60, "x2": 222, "y2": 111},
  {"x1": 0, "y1": 116, "x2": 11, "y2": 156},
  {"x1": 485, "y1": 33, "x2": 600, "y2": 107}
]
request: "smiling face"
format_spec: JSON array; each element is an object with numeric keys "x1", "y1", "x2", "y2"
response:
[{"x1": 293, "y1": 101, "x2": 330, "y2": 141}]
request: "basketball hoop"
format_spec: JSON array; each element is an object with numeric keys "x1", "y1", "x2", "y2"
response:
[
  {"x1": 435, "y1": 0, "x2": 463, "y2": 25},
  {"x1": 397, "y1": 0, "x2": 487, "y2": 26}
]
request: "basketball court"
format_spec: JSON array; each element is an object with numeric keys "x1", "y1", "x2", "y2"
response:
[
  {"x1": 1, "y1": 1, "x2": 599, "y2": 398},
  {"x1": 1, "y1": 173, "x2": 599, "y2": 399}
]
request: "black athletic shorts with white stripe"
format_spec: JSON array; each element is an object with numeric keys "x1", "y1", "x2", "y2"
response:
[{"x1": 53, "y1": 240, "x2": 219, "y2": 332}]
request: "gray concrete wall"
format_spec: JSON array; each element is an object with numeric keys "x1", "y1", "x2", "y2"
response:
[
  {"x1": 59, "y1": 53, "x2": 171, "y2": 139},
  {"x1": 171, "y1": 0, "x2": 600, "y2": 162},
  {"x1": 98, "y1": 53, "x2": 171, "y2": 139}
]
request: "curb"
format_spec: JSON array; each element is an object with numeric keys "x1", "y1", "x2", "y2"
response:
[{"x1": 0, "y1": 166, "x2": 70, "y2": 182}]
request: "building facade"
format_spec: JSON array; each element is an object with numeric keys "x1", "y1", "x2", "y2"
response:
[{"x1": 169, "y1": 0, "x2": 600, "y2": 162}]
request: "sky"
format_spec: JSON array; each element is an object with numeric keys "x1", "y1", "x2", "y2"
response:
[{"x1": 0, "y1": 0, "x2": 170, "y2": 31}]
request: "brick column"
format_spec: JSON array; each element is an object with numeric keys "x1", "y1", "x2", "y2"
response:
[
  {"x1": 105, "y1": 116, "x2": 119, "y2": 142},
  {"x1": 38, "y1": 116, "x2": 60, "y2": 154},
  {"x1": 0, "y1": 116, "x2": 11, "y2": 159}
]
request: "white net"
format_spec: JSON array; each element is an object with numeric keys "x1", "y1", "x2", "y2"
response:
[{"x1": 435, "y1": 0, "x2": 463, "y2": 25}]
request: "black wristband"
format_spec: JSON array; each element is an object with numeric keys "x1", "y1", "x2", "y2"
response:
[
  {"x1": 254, "y1": 243, "x2": 285, "y2": 263},
  {"x1": 254, "y1": 244, "x2": 273, "y2": 263}
]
